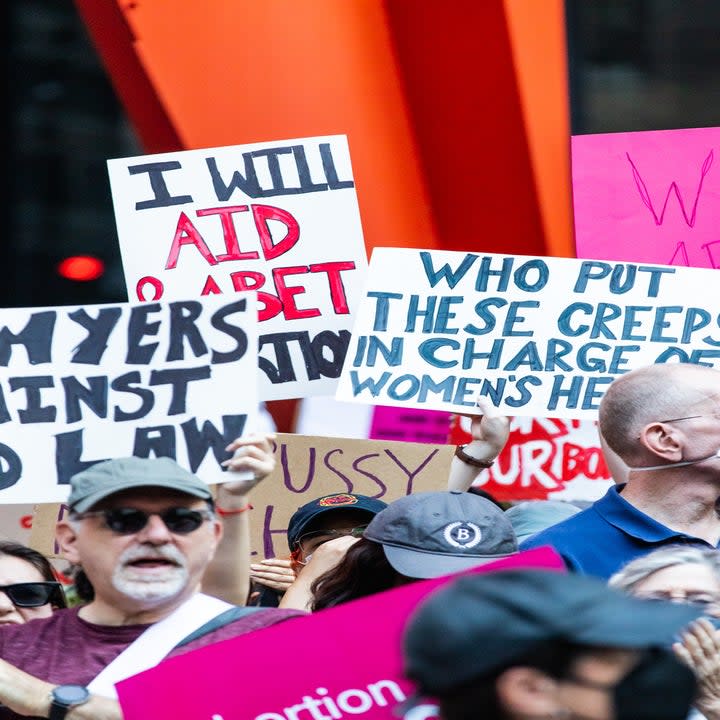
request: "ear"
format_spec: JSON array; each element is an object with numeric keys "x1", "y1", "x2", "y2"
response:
[
  {"x1": 639, "y1": 421, "x2": 684, "y2": 462},
  {"x1": 55, "y1": 520, "x2": 81, "y2": 564},
  {"x1": 206, "y1": 519, "x2": 223, "y2": 560},
  {"x1": 495, "y1": 666, "x2": 560, "y2": 716}
]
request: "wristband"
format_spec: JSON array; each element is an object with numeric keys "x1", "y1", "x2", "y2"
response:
[
  {"x1": 216, "y1": 503, "x2": 254, "y2": 516},
  {"x1": 454, "y1": 445, "x2": 494, "y2": 468}
]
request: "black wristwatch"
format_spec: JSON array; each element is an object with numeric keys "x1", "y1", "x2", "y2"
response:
[{"x1": 49, "y1": 685, "x2": 90, "y2": 720}]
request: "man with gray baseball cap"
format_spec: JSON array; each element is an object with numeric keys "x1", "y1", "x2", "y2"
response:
[{"x1": 0, "y1": 446, "x2": 305, "y2": 720}]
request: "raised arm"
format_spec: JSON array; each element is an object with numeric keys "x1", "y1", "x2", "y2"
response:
[
  {"x1": 278, "y1": 535, "x2": 360, "y2": 612},
  {"x1": 447, "y1": 398, "x2": 510, "y2": 491},
  {"x1": 201, "y1": 432, "x2": 276, "y2": 605}
]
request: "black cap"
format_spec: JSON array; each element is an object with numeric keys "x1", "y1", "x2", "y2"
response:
[
  {"x1": 404, "y1": 569, "x2": 702, "y2": 696},
  {"x1": 287, "y1": 493, "x2": 388, "y2": 549}
]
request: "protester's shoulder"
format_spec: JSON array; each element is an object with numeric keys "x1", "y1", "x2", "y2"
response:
[
  {"x1": 167, "y1": 608, "x2": 307, "y2": 659},
  {"x1": 519, "y1": 503, "x2": 600, "y2": 549}
]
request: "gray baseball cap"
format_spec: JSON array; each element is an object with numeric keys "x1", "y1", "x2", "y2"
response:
[
  {"x1": 505, "y1": 500, "x2": 581, "y2": 543},
  {"x1": 363, "y1": 490, "x2": 518, "y2": 579},
  {"x1": 67, "y1": 456, "x2": 213, "y2": 512}
]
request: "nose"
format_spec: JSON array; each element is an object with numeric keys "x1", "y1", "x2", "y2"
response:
[
  {"x1": 135, "y1": 512, "x2": 174, "y2": 544},
  {"x1": 0, "y1": 590, "x2": 16, "y2": 615}
]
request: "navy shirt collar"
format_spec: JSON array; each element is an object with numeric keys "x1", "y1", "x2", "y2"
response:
[{"x1": 594, "y1": 484, "x2": 706, "y2": 543}]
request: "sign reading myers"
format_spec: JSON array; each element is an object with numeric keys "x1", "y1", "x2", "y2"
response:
[
  {"x1": 336, "y1": 247, "x2": 720, "y2": 419},
  {"x1": 0, "y1": 294, "x2": 258, "y2": 503},
  {"x1": 572, "y1": 126, "x2": 720, "y2": 269},
  {"x1": 116, "y1": 548, "x2": 565, "y2": 720},
  {"x1": 107, "y1": 135, "x2": 368, "y2": 401}
]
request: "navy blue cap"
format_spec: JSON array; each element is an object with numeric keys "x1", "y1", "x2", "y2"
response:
[
  {"x1": 404, "y1": 569, "x2": 702, "y2": 696},
  {"x1": 287, "y1": 493, "x2": 388, "y2": 549}
]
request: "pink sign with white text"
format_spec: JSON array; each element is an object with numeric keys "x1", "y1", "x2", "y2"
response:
[
  {"x1": 572, "y1": 126, "x2": 720, "y2": 268},
  {"x1": 117, "y1": 548, "x2": 565, "y2": 720}
]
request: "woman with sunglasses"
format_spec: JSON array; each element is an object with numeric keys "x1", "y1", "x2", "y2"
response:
[
  {"x1": 0, "y1": 541, "x2": 66, "y2": 625},
  {"x1": 609, "y1": 545, "x2": 720, "y2": 720}
]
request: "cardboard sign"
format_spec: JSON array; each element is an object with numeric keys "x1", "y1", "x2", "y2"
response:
[
  {"x1": 28, "y1": 503, "x2": 69, "y2": 559},
  {"x1": 107, "y1": 135, "x2": 369, "y2": 401},
  {"x1": 0, "y1": 293, "x2": 258, "y2": 503},
  {"x1": 116, "y1": 547, "x2": 566, "y2": 720},
  {"x1": 336, "y1": 247, "x2": 720, "y2": 420},
  {"x1": 0, "y1": 504, "x2": 35, "y2": 544},
  {"x1": 449, "y1": 416, "x2": 612, "y2": 502},
  {"x1": 248, "y1": 433, "x2": 453, "y2": 559},
  {"x1": 572, "y1": 126, "x2": 720, "y2": 269}
]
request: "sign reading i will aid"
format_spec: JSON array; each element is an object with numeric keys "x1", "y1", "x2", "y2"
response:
[
  {"x1": 107, "y1": 135, "x2": 368, "y2": 401},
  {"x1": 336, "y1": 247, "x2": 720, "y2": 420}
]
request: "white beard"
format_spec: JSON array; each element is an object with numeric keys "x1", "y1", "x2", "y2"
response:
[{"x1": 112, "y1": 543, "x2": 189, "y2": 602}]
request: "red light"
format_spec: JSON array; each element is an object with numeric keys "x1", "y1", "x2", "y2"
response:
[{"x1": 57, "y1": 255, "x2": 105, "y2": 282}]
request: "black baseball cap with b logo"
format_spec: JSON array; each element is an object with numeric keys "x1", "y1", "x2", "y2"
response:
[{"x1": 363, "y1": 490, "x2": 518, "y2": 579}]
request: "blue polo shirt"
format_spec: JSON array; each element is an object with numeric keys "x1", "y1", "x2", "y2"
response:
[{"x1": 519, "y1": 484, "x2": 718, "y2": 580}]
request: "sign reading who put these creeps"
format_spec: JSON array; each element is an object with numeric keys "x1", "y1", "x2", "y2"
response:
[{"x1": 336, "y1": 247, "x2": 720, "y2": 420}]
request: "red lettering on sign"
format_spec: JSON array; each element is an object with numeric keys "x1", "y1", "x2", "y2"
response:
[{"x1": 165, "y1": 212, "x2": 218, "y2": 269}]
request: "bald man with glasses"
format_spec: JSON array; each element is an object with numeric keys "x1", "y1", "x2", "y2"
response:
[{"x1": 522, "y1": 362, "x2": 720, "y2": 579}]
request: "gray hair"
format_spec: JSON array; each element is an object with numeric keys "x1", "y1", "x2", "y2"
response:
[
  {"x1": 609, "y1": 545, "x2": 720, "y2": 592},
  {"x1": 598, "y1": 362, "x2": 720, "y2": 464}
]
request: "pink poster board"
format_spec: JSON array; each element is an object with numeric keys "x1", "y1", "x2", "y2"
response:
[
  {"x1": 369, "y1": 406, "x2": 452, "y2": 444},
  {"x1": 117, "y1": 547, "x2": 565, "y2": 720},
  {"x1": 572, "y1": 126, "x2": 720, "y2": 268}
]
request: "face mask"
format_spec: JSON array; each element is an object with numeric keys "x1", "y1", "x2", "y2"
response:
[{"x1": 612, "y1": 648, "x2": 697, "y2": 720}]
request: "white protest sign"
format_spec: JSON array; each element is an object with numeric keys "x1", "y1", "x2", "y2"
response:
[
  {"x1": 336, "y1": 247, "x2": 720, "y2": 419},
  {"x1": 0, "y1": 293, "x2": 258, "y2": 503},
  {"x1": 107, "y1": 135, "x2": 368, "y2": 401}
]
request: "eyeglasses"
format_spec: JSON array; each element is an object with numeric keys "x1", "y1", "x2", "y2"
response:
[
  {"x1": 636, "y1": 590, "x2": 720, "y2": 610},
  {"x1": 0, "y1": 581, "x2": 66, "y2": 608},
  {"x1": 72, "y1": 507, "x2": 214, "y2": 535},
  {"x1": 659, "y1": 412, "x2": 720, "y2": 423},
  {"x1": 295, "y1": 526, "x2": 368, "y2": 555}
]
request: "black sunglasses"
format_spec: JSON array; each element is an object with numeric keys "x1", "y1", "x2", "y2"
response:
[
  {"x1": 0, "y1": 581, "x2": 66, "y2": 608},
  {"x1": 72, "y1": 507, "x2": 214, "y2": 535}
]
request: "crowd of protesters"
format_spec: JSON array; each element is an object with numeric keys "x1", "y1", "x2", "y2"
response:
[{"x1": 1, "y1": 361, "x2": 720, "y2": 720}]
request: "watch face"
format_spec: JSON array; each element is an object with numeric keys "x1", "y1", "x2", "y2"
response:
[{"x1": 53, "y1": 685, "x2": 90, "y2": 705}]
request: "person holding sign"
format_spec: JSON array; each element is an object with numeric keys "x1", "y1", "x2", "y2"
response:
[
  {"x1": 248, "y1": 491, "x2": 389, "y2": 606},
  {"x1": 401, "y1": 569, "x2": 700, "y2": 720},
  {"x1": 0, "y1": 455, "x2": 306, "y2": 720},
  {"x1": 522, "y1": 362, "x2": 720, "y2": 579},
  {"x1": 253, "y1": 405, "x2": 510, "y2": 609},
  {"x1": 280, "y1": 489, "x2": 518, "y2": 611}
]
